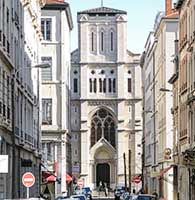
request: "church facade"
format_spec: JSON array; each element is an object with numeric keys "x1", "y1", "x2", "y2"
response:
[{"x1": 70, "y1": 7, "x2": 142, "y2": 190}]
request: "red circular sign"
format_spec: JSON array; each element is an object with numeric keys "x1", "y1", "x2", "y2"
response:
[
  {"x1": 132, "y1": 176, "x2": 141, "y2": 184},
  {"x1": 22, "y1": 172, "x2": 35, "y2": 188},
  {"x1": 77, "y1": 179, "x2": 84, "y2": 187}
]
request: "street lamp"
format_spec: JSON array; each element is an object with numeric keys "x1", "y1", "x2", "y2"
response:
[{"x1": 11, "y1": 63, "x2": 50, "y2": 198}]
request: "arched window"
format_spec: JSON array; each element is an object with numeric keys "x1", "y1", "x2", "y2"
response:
[
  {"x1": 89, "y1": 78, "x2": 92, "y2": 93},
  {"x1": 113, "y1": 79, "x2": 116, "y2": 93},
  {"x1": 103, "y1": 79, "x2": 106, "y2": 93},
  {"x1": 108, "y1": 78, "x2": 112, "y2": 93},
  {"x1": 90, "y1": 109, "x2": 116, "y2": 148},
  {"x1": 100, "y1": 31, "x2": 104, "y2": 52},
  {"x1": 93, "y1": 79, "x2": 97, "y2": 93},
  {"x1": 91, "y1": 32, "x2": 94, "y2": 52},
  {"x1": 99, "y1": 79, "x2": 102, "y2": 92},
  {"x1": 111, "y1": 31, "x2": 114, "y2": 51}
]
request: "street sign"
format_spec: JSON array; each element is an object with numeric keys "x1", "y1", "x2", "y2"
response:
[
  {"x1": 0, "y1": 155, "x2": 8, "y2": 173},
  {"x1": 77, "y1": 178, "x2": 84, "y2": 187},
  {"x1": 132, "y1": 176, "x2": 141, "y2": 184},
  {"x1": 22, "y1": 172, "x2": 35, "y2": 188}
]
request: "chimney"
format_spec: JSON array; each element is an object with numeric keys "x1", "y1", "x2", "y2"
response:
[{"x1": 165, "y1": 0, "x2": 174, "y2": 16}]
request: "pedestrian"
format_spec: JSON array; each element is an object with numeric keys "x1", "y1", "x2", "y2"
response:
[{"x1": 105, "y1": 183, "x2": 108, "y2": 197}]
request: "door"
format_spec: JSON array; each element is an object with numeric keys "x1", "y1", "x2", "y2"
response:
[{"x1": 96, "y1": 163, "x2": 110, "y2": 187}]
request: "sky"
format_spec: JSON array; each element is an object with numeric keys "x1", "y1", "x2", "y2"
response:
[{"x1": 67, "y1": 0, "x2": 175, "y2": 53}]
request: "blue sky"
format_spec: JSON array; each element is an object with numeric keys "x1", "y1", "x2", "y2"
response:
[{"x1": 67, "y1": 0, "x2": 170, "y2": 53}]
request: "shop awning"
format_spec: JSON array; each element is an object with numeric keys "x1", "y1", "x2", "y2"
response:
[
  {"x1": 42, "y1": 171, "x2": 72, "y2": 182},
  {"x1": 157, "y1": 165, "x2": 173, "y2": 179}
]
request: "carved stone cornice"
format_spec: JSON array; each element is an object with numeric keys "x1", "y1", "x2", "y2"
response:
[{"x1": 88, "y1": 100, "x2": 117, "y2": 107}]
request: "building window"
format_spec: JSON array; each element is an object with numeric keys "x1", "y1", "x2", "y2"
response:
[
  {"x1": 91, "y1": 32, "x2": 94, "y2": 52},
  {"x1": 41, "y1": 18, "x2": 52, "y2": 41},
  {"x1": 89, "y1": 78, "x2": 92, "y2": 93},
  {"x1": 90, "y1": 109, "x2": 115, "y2": 148},
  {"x1": 99, "y1": 79, "x2": 102, "y2": 92},
  {"x1": 94, "y1": 79, "x2": 97, "y2": 93},
  {"x1": 111, "y1": 31, "x2": 114, "y2": 51},
  {"x1": 42, "y1": 99, "x2": 52, "y2": 125},
  {"x1": 41, "y1": 57, "x2": 52, "y2": 81},
  {"x1": 113, "y1": 78, "x2": 116, "y2": 93},
  {"x1": 108, "y1": 78, "x2": 112, "y2": 93},
  {"x1": 73, "y1": 78, "x2": 78, "y2": 93},
  {"x1": 100, "y1": 31, "x2": 104, "y2": 51},
  {"x1": 103, "y1": 79, "x2": 106, "y2": 93},
  {"x1": 128, "y1": 78, "x2": 132, "y2": 93}
]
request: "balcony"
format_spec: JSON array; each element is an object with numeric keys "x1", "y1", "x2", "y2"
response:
[{"x1": 187, "y1": 90, "x2": 195, "y2": 105}]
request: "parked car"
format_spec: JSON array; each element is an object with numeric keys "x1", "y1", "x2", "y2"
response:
[
  {"x1": 136, "y1": 194, "x2": 157, "y2": 200},
  {"x1": 114, "y1": 186, "x2": 125, "y2": 200},
  {"x1": 70, "y1": 194, "x2": 87, "y2": 200},
  {"x1": 81, "y1": 187, "x2": 92, "y2": 200},
  {"x1": 55, "y1": 196, "x2": 71, "y2": 200},
  {"x1": 124, "y1": 194, "x2": 137, "y2": 200}
]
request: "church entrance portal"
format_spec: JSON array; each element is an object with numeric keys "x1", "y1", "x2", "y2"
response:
[{"x1": 96, "y1": 163, "x2": 110, "y2": 187}]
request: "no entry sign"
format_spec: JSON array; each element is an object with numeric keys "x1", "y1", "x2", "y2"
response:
[{"x1": 22, "y1": 172, "x2": 35, "y2": 188}]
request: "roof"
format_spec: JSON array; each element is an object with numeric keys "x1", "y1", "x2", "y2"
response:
[
  {"x1": 46, "y1": 0, "x2": 66, "y2": 5},
  {"x1": 78, "y1": 6, "x2": 127, "y2": 15},
  {"x1": 42, "y1": 0, "x2": 73, "y2": 30}
]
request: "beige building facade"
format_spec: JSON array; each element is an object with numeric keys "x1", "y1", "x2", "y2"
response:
[
  {"x1": 40, "y1": 0, "x2": 73, "y2": 198},
  {"x1": 71, "y1": 6, "x2": 142, "y2": 192},
  {"x1": 175, "y1": 0, "x2": 195, "y2": 199},
  {"x1": 0, "y1": 0, "x2": 45, "y2": 198}
]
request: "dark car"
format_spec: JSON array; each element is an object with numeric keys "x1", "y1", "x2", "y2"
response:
[{"x1": 136, "y1": 194, "x2": 157, "y2": 200}]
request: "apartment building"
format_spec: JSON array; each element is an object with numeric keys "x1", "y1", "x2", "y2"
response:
[
  {"x1": 40, "y1": 0, "x2": 73, "y2": 198},
  {"x1": 140, "y1": 32, "x2": 157, "y2": 194},
  {"x1": 141, "y1": 0, "x2": 178, "y2": 199},
  {"x1": 175, "y1": 0, "x2": 195, "y2": 199},
  {"x1": 0, "y1": 0, "x2": 45, "y2": 198}
]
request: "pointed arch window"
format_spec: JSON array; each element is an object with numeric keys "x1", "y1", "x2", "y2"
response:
[{"x1": 90, "y1": 109, "x2": 116, "y2": 148}]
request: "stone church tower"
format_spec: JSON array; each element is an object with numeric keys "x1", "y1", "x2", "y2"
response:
[{"x1": 70, "y1": 6, "x2": 142, "y2": 190}]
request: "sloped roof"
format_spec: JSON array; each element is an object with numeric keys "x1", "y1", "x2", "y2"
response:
[
  {"x1": 78, "y1": 6, "x2": 127, "y2": 15},
  {"x1": 46, "y1": 0, "x2": 66, "y2": 5}
]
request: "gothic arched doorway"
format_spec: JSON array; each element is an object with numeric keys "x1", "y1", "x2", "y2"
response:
[{"x1": 96, "y1": 163, "x2": 110, "y2": 187}]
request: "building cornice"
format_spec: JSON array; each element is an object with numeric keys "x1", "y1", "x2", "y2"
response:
[
  {"x1": 42, "y1": 3, "x2": 73, "y2": 30},
  {"x1": 21, "y1": 0, "x2": 43, "y2": 41}
]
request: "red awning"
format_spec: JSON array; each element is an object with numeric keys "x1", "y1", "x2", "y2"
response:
[
  {"x1": 47, "y1": 175, "x2": 56, "y2": 182},
  {"x1": 42, "y1": 171, "x2": 72, "y2": 182},
  {"x1": 158, "y1": 165, "x2": 173, "y2": 179}
]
